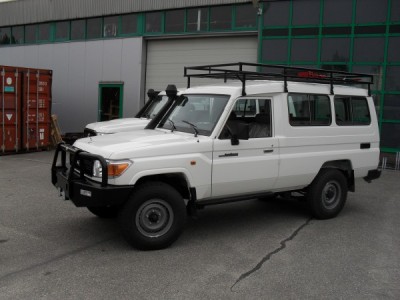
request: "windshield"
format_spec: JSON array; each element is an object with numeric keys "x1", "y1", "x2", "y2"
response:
[
  {"x1": 159, "y1": 94, "x2": 230, "y2": 136},
  {"x1": 141, "y1": 96, "x2": 168, "y2": 119}
]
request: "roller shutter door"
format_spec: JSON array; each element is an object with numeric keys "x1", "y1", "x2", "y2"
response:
[{"x1": 145, "y1": 36, "x2": 257, "y2": 92}]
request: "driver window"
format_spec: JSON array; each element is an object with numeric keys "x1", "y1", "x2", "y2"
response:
[{"x1": 220, "y1": 99, "x2": 272, "y2": 139}]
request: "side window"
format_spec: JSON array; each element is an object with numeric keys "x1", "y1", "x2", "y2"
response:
[
  {"x1": 288, "y1": 93, "x2": 331, "y2": 126},
  {"x1": 334, "y1": 96, "x2": 371, "y2": 125},
  {"x1": 220, "y1": 99, "x2": 272, "y2": 139}
]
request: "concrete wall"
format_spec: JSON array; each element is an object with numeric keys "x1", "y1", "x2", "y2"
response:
[{"x1": 0, "y1": 37, "x2": 144, "y2": 133}]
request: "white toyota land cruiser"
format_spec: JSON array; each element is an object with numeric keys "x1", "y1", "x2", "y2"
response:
[{"x1": 52, "y1": 63, "x2": 381, "y2": 250}]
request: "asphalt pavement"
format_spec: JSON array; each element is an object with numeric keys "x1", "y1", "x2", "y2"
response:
[{"x1": 0, "y1": 150, "x2": 399, "y2": 299}]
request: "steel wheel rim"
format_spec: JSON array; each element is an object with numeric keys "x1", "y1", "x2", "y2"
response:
[
  {"x1": 322, "y1": 181, "x2": 341, "y2": 209},
  {"x1": 135, "y1": 199, "x2": 174, "y2": 238}
]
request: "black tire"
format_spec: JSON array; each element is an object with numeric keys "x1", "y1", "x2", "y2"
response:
[
  {"x1": 87, "y1": 206, "x2": 120, "y2": 218},
  {"x1": 118, "y1": 181, "x2": 186, "y2": 250},
  {"x1": 307, "y1": 169, "x2": 348, "y2": 219}
]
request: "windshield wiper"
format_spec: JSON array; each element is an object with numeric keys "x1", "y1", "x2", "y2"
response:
[
  {"x1": 168, "y1": 119, "x2": 176, "y2": 132},
  {"x1": 182, "y1": 120, "x2": 199, "y2": 137}
]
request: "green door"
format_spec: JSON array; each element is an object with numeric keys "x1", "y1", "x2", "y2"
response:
[{"x1": 98, "y1": 83, "x2": 124, "y2": 121}]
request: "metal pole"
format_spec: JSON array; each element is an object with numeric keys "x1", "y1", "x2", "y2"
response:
[
  {"x1": 1, "y1": 68, "x2": 5, "y2": 153},
  {"x1": 382, "y1": 157, "x2": 387, "y2": 170},
  {"x1": 26, "y1": 70, "x2": 30, "y2": 150},
  {"x1": 15, "y1": 70, "x2": 18, "y2": 152},
  {"x1": 36, "y1": 70, "x2": 39, "y2": 150}
]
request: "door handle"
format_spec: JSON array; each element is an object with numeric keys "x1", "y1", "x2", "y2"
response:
[
  {"x1": 263, "y1": 149, "x2": 274, "y2": 153},
  {"x1": 360, "y1": 143, "x2": 370, "y2": 149}
]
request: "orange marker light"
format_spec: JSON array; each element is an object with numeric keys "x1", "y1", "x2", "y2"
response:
[
  {"x1": 108, "y1": 163, "x2": 130, "y2": 177},
  {"x1": 190, "y1": 161, "x2": 196, "y2": 166}
]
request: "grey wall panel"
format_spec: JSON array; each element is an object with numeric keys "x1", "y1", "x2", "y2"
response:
[
  {"x1": 0, "y1": 37, "x2": 144, "y2": 132},
  {"x1": 0, "y1": 0, "x2": 250, "y2": 26},
  {"x1": 120, "y1": 38, "x2": 143, "y2": 117},
  {"x1": 102, "y1": 39, "x2": 123, "y2": 82}
]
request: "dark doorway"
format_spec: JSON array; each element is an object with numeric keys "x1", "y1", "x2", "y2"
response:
[{"x1": 98, "y1": 83, "x2": 123, "y2": 121}]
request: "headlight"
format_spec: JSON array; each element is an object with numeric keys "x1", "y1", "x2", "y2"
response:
[{"x1": 92, "y1": 159, "x2": 132, "y2": 178}]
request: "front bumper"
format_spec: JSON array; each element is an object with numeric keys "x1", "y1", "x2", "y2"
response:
[{"x1": 51, "y1": 143, "x2": 133, "y2": 207}]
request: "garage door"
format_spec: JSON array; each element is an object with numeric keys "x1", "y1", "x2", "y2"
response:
[{"x1": 145, "y1": 36, "x2": 257, "y2": 92}]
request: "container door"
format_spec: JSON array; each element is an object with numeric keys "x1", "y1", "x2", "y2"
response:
[
  {"x1": 22, "y1": 69, "x2": 52, "y2": 150},
  {"x1": 0, "y1": 67, "x2": 21, "y2": 153},
  {"x1": 98, "y1": 84, "x2": 123, "y2": 121}
]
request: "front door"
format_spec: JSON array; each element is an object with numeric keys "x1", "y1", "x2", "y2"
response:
[
  {"x1": 98, "y1": 83, "x2": 123, "y2": 121},
  {"x1": 211, "y1": 98, "x2": 279, "y2": 197}
]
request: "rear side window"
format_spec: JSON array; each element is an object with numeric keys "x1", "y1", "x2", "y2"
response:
[
  {"x1": 334, "y1": 96, "x2": 371, "y2": 125},
  {"x1": 288, "y1": 93, "x2": 331, "y2": 126}
]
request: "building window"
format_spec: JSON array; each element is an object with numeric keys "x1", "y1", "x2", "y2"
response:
[
  {"x1": 121, "y1": 14, "x2": 138, "y2": 35},
  {"x1": 25, "y1": 25, "x2": 37, "y2": 43},
  {"x1": 321, "y1": 38, "x2": 350, "y2": 62},
  {"x1": 263, "y1": 1, "x2": 290, "y2": 27},
  {"x1": 37, "y1": 23, "x2": 51, "y2": 41},
  {"x1": 71, "y1": 20, "x2": 85, "y2": 40},
  {"x1": 145, "y1": 11, "x2": 162, "y2": 33},
  {"x1": 103, "y1": 16, "x2": 118, "y2": 37},
  {"x1": 210, "y1": 6, "x2": 232, "y2": 30},
  {"x1": 356, "y1": 0, "x2": 388, "y2": 24},
  {"x1": 262, "y1": 39, "x2": 288, "y2": 62},
  {"x1": 353, "y1": 37, "x2": 385, "y2": 62},
  {"x1": 385, "y1": 66, "x2": 400, "y2": 91},
  {"x1": 55, "y1": 21, "x2": 69, "y2": 40},
  {"x1": 383, "y1": 95, "x2": 400, "y2": 120},
  {"x1": 292, "y1": 0, "x2": 320, "y2": 26},
  {"x1": 381, "y1": 123, "x2": 400, "y2": 149},
  {"x1": 291, "y1": 39, "x2": 318, "y2": 62},
  {"x1": 388, "y1": 37, "x2": 400, "y2": 63},
  {"x1": 165, "y1": 9, "x2": 185, "y2": 33},
  {"x1": 11, "y1": 26, "x2": 24, "y2": 44},
  {"x1": 187, "y1": 8, "x2": 208, "y2": 32},
  {"x1": 235, "y1": 4, "x2": 257, "y2": 28},
  {"x1": 87, "y1": 18, "x2": 102, "y2": 39},
  {"x1": 323, "y1": 0, "x2": 353, "y2": 25},
  {"x1": 392, "y1": 0, "x2": 400, "y2": 22},
  {"x1": 0, "y1": 27, "x2": 11, "y2": 45}
]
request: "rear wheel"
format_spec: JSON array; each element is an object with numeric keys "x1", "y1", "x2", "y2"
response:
[
  {"x1": 118, "y1": 181, "x2": 186, "y2": 250},
  {"x1": 87, "y1": 206, "x2": 120, "y2": 218},
  {"x1": 307, "y1": 169, "x2": 348, "y2": 219}
]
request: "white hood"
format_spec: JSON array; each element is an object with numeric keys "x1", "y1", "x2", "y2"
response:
[
  {"x1": 85, "y1": 118, "x2": 150, "y2": 134},
  {"x1": 74, "y1": 129, "x2": 207, "y2": 159}
]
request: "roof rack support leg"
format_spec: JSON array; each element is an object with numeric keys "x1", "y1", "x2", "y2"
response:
[
  {"x1": 284, "y1": 76, "x2": 288, "y2": 93},
  {"x1": 330, "y1": 73, "x2": 334, "y2": 95},
  {"x1": 187, "y1": 77, "x2": 191, "y2": 89},
  {"x1": 368, "y1": 83, "x2": 371, "y2": 96},
  {"x1": 242, "y1": 74, "x2": 246, "y2": 96}
]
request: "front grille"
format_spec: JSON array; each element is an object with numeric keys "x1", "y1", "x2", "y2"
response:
[{"x1": 70, "y1": 153, "x2": 94, "y2": 177}]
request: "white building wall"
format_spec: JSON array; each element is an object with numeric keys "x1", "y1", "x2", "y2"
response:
[{"x1": 0, "y1": 37, "x2": 144, "y2": 132}]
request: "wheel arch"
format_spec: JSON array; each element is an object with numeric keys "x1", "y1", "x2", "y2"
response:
[
  {"x1": 318, "y1": 160, "x2": 355, "y2": 192},
  {"x1": 134, "y1": 173, "x2": 192, "y2": 201}
]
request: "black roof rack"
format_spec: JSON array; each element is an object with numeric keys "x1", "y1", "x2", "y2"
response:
[{"x1": 184, "y1": 62, "x2": 373, "y2": 96}]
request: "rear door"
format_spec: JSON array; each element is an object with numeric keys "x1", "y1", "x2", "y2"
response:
[{"x1": 211, "y1": 97, "x2": 279, "y2": 197}]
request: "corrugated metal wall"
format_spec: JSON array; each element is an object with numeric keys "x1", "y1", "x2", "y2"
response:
[
  {"x1": 0, "y1": 38, "x2": 144, "y2": 132},
  {"x1": 0, "y1": 0, "x2": 251, "y2": 26}
]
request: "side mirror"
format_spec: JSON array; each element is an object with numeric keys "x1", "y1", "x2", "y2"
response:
[{"x1": 229, "y1": 122, "x2": 249, "y2": 145}]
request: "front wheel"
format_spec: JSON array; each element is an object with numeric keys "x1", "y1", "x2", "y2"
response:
[
  {"x1": 118, "y1": 181, "x2": 186, "y2": 250},
  {"x1": 307, "y1": 169, "x2": 348, "y2": 219}
]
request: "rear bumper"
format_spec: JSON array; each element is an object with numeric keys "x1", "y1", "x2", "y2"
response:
[
  {"x1": 51, "y1": 143, "x2": 133, "y2": 207},
  {"x1": 363, "y1": 169, "x2": 381, "y2": 183}
]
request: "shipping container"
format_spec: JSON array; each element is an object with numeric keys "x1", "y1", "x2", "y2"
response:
[{"x1": 0, "y1": 65, "x2": 52, "y2": 154}]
